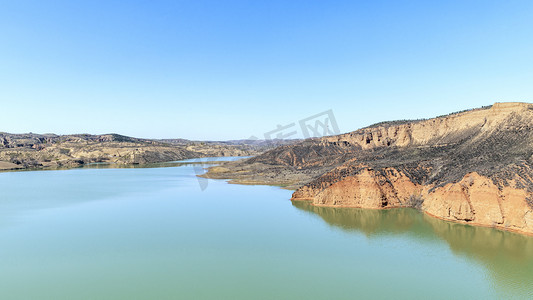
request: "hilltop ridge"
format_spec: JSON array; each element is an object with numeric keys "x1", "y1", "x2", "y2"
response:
[
  {"x1": 0, "y1": 133, "x2": 295, "y2": 171},
  {"x1": 204, "y1": 102, "x2": 533, "y2": 235}
]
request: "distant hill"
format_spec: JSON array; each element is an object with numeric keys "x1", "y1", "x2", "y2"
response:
[{"x1": 0, "y1": 132, "x2": 297, "y2": 171}]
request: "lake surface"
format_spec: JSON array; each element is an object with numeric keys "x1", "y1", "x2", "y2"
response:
[{"x1": 1, "y1": 159, "x2": 532, "y2": 299}]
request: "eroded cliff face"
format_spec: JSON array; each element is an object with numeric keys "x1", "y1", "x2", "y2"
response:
[
  {"x1": 292, "y1": 167, "x2": 423, "y2": 208},
  {"x1": 293, "y1": 170, "x2": 533, "y2": 235},
  {"x1": 288, "y1": 102, "x2": 533, "y2": 235},
  {"x1": 424, "y1": 173, "x2": 533, "y2": 234},
  {"x1": 203, "y1": 102, "x2": 533, "y2": 235},
  {"x1": 321, "y1": 102, "x2": 532, "y2": 151}
]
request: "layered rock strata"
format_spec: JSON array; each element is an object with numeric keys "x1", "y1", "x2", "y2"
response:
[{"x1": 207, "y1": 102, "x2": 533, "y2": 235}]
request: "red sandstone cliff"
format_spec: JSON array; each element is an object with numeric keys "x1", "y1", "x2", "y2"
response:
[
  {"x1": 289, "y1": 103, "x2": 533, "y2": 235},
  {"x1": 204, "y1": 102, "x2": 533, "y2": 235}
]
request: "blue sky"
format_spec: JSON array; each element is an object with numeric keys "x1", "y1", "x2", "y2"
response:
[{"x1": 1, "y1": 0, "x2": 532, "y2": 140}]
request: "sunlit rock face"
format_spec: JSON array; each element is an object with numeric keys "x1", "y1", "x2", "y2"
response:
[{"x1": 289, "y1": 103, "x2": 533, "y2": 235}]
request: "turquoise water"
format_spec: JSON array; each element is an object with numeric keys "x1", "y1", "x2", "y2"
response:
[{"x1": 0, "y1": 160, "x2": 532, "y2": 299}]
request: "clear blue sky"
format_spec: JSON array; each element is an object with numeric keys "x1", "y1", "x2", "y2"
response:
[{"x1": 1, "y1": 0, "x2": 532, "y2": 140}]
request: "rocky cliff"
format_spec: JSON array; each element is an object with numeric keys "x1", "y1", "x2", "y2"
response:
[{"x1": 206, "y1": 102, "x2": 533, "y2": 235}]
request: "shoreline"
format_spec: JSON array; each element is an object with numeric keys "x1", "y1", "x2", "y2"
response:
[
  {"x1": 0, "y1": 156, "x2": 244, "y2": 174},
  {"x1": 201, "y1": 169, "x2": 533, "y2": 237},
  {"x1": 5, "y1": 154, "x2": 533, "y2": 237},
  {"x1": 291, "y1": 197, "x2": 533, "y2": 237}
]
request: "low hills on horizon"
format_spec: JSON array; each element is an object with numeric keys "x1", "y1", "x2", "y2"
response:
[{"x1": 0, "y1": 132, "x2": 296, "y2": 171}]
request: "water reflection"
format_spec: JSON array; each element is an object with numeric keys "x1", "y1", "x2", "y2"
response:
[
  {"x1": 292, "y1": 200, "x2": 533, "y2": 297},
  {"x1": 1, "y1": 156, "x2": 247, "y2": 173},
  {"x1": 292, "y1": 200, "x2": 435, "y2": 238}
]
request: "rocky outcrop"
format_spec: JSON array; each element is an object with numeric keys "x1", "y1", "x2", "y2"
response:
[
  {"x1": 207, "y1": 102, "x2": 533, "y2": 235},
  {"x1": 293, "y1": 169, "x2": 533, "y2": 235},
  {"x1": 423, "y1": 173, "x2": 533, "y2": 234},
  {"x1": 290, "y1": 103, "x2": 533, "y2": 235}
]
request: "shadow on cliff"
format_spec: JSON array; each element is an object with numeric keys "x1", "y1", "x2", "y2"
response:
[{"x1": 291, "y1": 201, "x2": 533, "y2": 295}]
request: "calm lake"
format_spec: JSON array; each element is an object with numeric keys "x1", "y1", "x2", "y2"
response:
[{"x1": 0, "y1": 158, "x2": 532, "y2": 299}]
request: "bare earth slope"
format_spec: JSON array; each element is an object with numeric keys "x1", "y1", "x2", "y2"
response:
[
  {"x1": 205, "y1": 102, "x2": 533, "y2": 235},
  {"x1": 0, "y1": 133, "x2": 294, "y2": 171}
]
